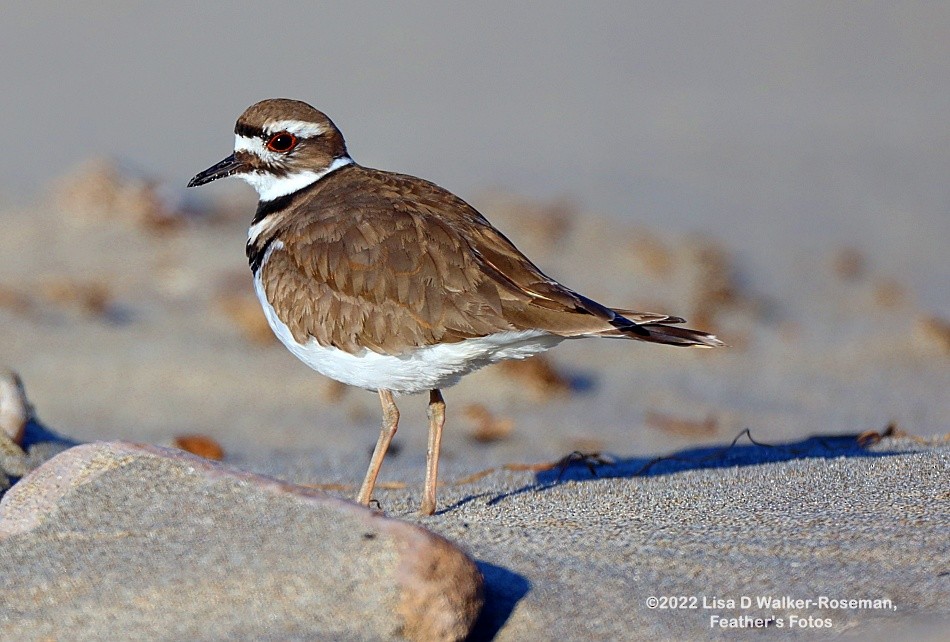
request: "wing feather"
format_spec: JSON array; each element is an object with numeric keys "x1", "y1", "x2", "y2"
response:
[{"x1": 259, "y1": 165, "x2": 716, "y2": 354}]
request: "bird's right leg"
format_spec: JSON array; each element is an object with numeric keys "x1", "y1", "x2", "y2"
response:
[{"x1": 357, "y1": 389, "x2": 399, "y2": 506}]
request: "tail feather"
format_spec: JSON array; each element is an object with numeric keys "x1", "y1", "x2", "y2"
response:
[
  {"x1": 637, "y1": 323, "x2": 725, "y2": 348},
  {"x1": 599, "y1": 319, "x2": 725, "y2": 348},
  {"x1": 610, "y1": 309, "x2": 686, "y2": 325}
]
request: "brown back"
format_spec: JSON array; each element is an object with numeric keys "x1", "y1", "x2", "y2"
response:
[{"x1": 254, "y1": 165, "x2": 625, "y2": 354}]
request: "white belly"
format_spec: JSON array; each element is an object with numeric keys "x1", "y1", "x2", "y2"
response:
[{"x1": 253, "y1": 265, "x2": 564, "y2": 395}]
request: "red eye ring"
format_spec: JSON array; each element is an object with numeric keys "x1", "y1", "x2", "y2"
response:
[{"x1": 266, "y1": 131, "x2": 298, "y2": 153}]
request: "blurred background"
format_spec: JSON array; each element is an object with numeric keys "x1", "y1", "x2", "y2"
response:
[
  {"x1": 2, "y1": 2, "x2": 948, "y2": 303},
  {"x1": 0, "y1": 3, "x2": 947, "y2": 480}
]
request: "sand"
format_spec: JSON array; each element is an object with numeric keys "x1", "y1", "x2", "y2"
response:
[
  {"x1": 0, "y1": 174, "x2": 947, "y2": 638},
  {"x1": 0, "y1": 5, "x2": 948, "y2": 638}
]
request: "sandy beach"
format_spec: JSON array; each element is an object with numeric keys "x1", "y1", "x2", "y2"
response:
[{"x1": 1, "y1": 3, "x2": 947, "y2": 640}]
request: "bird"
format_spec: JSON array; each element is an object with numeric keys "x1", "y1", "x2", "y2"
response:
[{"x1": 188, "y1": 98, "x2": 723, "y2": 515}]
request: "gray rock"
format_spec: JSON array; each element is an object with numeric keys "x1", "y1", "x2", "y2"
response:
[
  {"x1": 0, "y1": 441, "x2": 483, "y2": 641},
  {"x1": 0, "y1": 370, "x2": 75, "y2": 491},
  {"x1": 0, "y1": 371, "x2": 30, "y2": 484}
]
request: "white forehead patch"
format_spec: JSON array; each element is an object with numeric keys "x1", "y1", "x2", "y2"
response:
[
  {"x1": 264, "y1": 119, "x2": 326, "y2": 138},
  {"x1": 234, "y1": 134, "x2": 269, "y2": 157}
]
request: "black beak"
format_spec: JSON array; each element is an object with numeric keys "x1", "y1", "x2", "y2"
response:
[{"x1": 187, "y1": 154, "x2": 247, "y2": 187}]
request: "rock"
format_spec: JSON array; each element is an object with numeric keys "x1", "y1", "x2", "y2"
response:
[
  {"x1": 0, "y1": 442, "x2": 483, "y2": 641},
  {"x1": 49, "y1": 157, "x2": 179, "y2": 229},
  {"x1": 172, "y1": 434, "x2": 225, "y2": 460},
  {"x1": 0, "y1": 371, "x2": 31, "y2": 483},
  {"x1": 0, "y1": 371, "x2": 29, "y2": 447},
  {"x1": 0, "y1": 370, "x2": 76, "y2": 493}
]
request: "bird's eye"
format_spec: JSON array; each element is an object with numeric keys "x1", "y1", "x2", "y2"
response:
[{"x1": 266, "y1": 132, "x2": 298, "y2": 153}]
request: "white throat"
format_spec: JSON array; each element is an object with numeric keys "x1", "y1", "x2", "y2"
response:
[{"x1": 239, "y1": 155, "x2": 353, "y2": 202}]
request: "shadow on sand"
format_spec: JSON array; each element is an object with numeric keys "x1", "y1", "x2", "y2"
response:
[
  {"x1": 492, "y1": 429, "x2": 902, "y2": 506},
  {"x1": 459, "y1": 428, "x2": 906, "y2": 639},
  {"x1": 20, "y1": 419, "x2": 81, "y2": 451},
  {"x1": 466, "y1": 562, "x2": 531, "y2": 642}
]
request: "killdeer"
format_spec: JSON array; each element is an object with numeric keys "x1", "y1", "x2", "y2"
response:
[{"x1": 188, "y1": 98, "x2": 723, "y2": 515}]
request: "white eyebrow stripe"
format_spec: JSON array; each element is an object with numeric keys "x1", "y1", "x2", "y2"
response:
[{"x1": 264, "y1": 119, "x2": 326, "y2": 138}]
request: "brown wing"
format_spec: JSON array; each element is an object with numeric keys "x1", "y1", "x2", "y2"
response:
[
  {"x1": 455, "y1": 216, "x2": 648, "y2": 335},
  {"x1": 258, "y1": 165, "x2": 725, "y2": 355},
  {"x1": 258, "y1": 166, "x2": 642, "y2": 355},
  {"x1": 262, "y1": 208, "x2": 518, "y2": 354}
]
